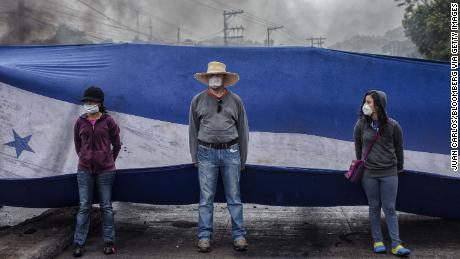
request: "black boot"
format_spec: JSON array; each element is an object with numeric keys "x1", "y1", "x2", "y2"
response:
[
  {"x1": 73, "y1": 244, "x2": 84, "y2": 257},
  {"x1": 103, "y1": 242, "x2": 115, "y2": 255}
]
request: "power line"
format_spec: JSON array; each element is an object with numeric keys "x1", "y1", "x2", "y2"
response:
[
  {"x1": 75, "y1": 0, "x2": 193, "y2": 42},
  {"x1": 278, "y1": 30, "x2": 305, "y2": 45},
  {"x1": 75, "y1": 0, "x2": 148, "y2": 38},
  {"x1": 130, "y1": 2, "x2": 203, "y2": 39},
  {"x1": 1, "y1": 0, "x2": 178, "y2": 42},
  {"x1": 24, "y1": 9, "x2": 107, "y2": 41},
  {"x1": 242, "y1": 15, "x2": 304, "y2": 44},
  {"x1": 203, "y1": 0, "x2": 307, "y2": 46},
  {"x1": 236, "y1": 15, "x2": 302, "y2": 45},
  {"x1": 197, "y1": 29, "x2": 224, "y2": 41},
  {"x1": 30, "y1": 2, "x2": 135, "y2": 41},
  {"x1": 190, "y1": 0, "x2": 222, "y2": 12},
  {"x1": 207, "y1": 0, "x2": 275, "y2": 26},
  {"x1": 46, "y1": 0, "x2": 200, "y2": 42},
  {"x1": 41, "y1": 2, "x2": 133, "y2": 36},
  {"x1": 25, "y1": 1, "x2": 171, "y2": 43},
  {"x1": 74, "y1": 0, "x2": 174, "y2": 43},
  {"x1": 75, "y1": 0, "x2": 130, "y2": 30}
]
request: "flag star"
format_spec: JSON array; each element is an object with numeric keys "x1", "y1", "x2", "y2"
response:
[{"x1": 4, "y1": 129, "x2": 35, "y2": 158}]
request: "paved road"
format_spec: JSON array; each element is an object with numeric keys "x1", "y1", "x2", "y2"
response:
[{"x1": 55, "y1": 203, "x2": 460, "y2": 258}]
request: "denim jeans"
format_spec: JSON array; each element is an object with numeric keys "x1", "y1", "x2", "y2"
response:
[
  {"x1": 74, "y1": 170, "x2": 116, "y2": 245},
  {"x1": 362, "y1": 175, "x2": 401, "y2": 248},
  {"x1": 197, "y1": 143, "x2": 246, "y2": 241}
]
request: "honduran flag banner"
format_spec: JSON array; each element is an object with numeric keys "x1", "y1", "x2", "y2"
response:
[{"x1": 0, "y1": 44, "x2": 458, "y2": 218}]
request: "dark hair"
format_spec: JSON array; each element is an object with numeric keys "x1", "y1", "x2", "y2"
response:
[
  {"x1": 99, "y1": 103, "x2": 107, "y2": 114},
  {"x1": 359, "y1": 90, "x2": 388, "y2": 133}
]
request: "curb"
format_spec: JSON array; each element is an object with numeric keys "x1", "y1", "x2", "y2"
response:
[{"x1": 0, "y1": 207, "x2": 101, "y2": 259}]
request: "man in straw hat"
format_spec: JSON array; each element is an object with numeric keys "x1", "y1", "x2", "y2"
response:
[{"x1": 189, "y1": 61, "x2": 249, "y2": 252}]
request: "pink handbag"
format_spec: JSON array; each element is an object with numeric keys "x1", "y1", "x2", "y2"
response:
[{"x1": 345, "y1": 129, "x2": 381, "y2": 183}]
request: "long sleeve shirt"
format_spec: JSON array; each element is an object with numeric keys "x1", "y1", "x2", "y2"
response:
[
  {"x1": 354, "y1": 117, "x2": 404, "y2": 178},
  {"x1": 189, "y1": 90, "x2": 249, "y2": 165}
]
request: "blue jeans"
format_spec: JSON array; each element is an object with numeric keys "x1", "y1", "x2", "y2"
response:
[
  {"x1": 197, "y1": 143, "x2": 246, "y2": 241},
  {"x1": 362, "y1": 175, "x2": 401, "y2": 248},
  {"x1": 74, "y1": 171, "x2": 116, "y2": 245}
]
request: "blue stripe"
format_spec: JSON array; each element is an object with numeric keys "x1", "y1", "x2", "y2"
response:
[
  {"x1": 0, "y1": 164, "x2": 459, "y2": 219},
  {"x1": 0, "y1": 44, "x2": 451, "y2": 154}
]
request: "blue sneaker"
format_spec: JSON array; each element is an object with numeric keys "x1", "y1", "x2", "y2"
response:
[
  {"x1": 392, "y1": 245, "x2": 411, "y2": 257},
  {"x1": 373, "y1": 242, "x2": 386, "y2": 254}
]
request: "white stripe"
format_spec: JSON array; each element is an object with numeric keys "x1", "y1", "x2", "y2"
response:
[{"x1": 0, "y1": 82, "x2": 455, "y2": 178}]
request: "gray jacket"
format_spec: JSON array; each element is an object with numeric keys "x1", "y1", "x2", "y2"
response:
[{"x1": 353, "y1": 90, "x2": 404, "y2": 178}]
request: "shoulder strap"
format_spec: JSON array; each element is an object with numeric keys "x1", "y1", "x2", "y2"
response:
[{"x1": 363, "y1": 128, "x2": 381, "y2": 161}]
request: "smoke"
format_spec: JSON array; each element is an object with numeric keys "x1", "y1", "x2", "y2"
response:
[
  {"x1": 0, "y1": 0, "x2": 405, "y2": 46},
  {"x1": 225, "y1": 0, "x2": 405, "y2": 45},
  {"x1": 0, "y1": 0, "x2": 56, "y2": 44}
]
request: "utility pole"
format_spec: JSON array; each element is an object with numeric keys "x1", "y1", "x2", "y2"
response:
[
  {"x1": 136, "y1": 9, "x2": 140, "y2": 39},
  {"x1": 266, "y1": 25, "x2": 283, "y2": 46},
  {"x1": 223, "y1": 10, "x2": 244, "y2": 46},
  {"x1": 17, "y1": 0, "x2": 25, "y2": 43},
  {"x1": 306, "y1": 37, "x2": 326, "y2": 48},
  {"x1": 149, "y1": 19, "x2": 153, "y2": 42},
  {"x1": 226, "y1": 25, "x2": 244, "y2": 44},
  {"x1": 177, "y1": 27, "x2": 180, "y2": 43}
]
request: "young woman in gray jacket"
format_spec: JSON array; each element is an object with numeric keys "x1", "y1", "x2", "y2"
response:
[{"x1": 354, "y1": 90, "x2": 410, "y2": 257}]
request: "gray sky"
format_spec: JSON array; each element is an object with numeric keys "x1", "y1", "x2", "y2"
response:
[
  {"x1": 0, "y1": 0, "x2": 406, "y2": 46},
  {"x1": 132, "y1": 0, "x2": 406, "y2": 45}
]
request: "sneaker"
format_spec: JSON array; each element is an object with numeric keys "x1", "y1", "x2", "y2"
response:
[
  {"x1": 233, "y1": 238, "x2": 248, "y2": 251},
  {"x1": 73, "y1": 244, "x2": 84, "y2": 257},
  {"x1": 392, "y1": 244, "x2": 411, "y2": 257},
  {"x1": 197, "y1": 239, "x2": 211, "y2": 253},
  {"x1": 373, "y1": 241, "x2": 386, "y2": 254},
  {"x1": 103, "y1": 242, "x2": 115, "y2": 255}
]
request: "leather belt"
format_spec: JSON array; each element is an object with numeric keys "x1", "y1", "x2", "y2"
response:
[{"x1": 198, "y1": 139, "x2": 238, "y2": 149}]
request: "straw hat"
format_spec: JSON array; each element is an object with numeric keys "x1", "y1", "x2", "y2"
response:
[{"x1": 194, "y1": 61, "x2": 239, "y2": 87}]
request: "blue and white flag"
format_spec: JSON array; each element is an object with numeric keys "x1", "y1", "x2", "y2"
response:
[{"x1": 0, "y1": 44, "x2": 458, "y2": 218}]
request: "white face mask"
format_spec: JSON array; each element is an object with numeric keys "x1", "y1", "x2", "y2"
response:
[
  {"x1": 208, "y1": 76, "x2": 223, "y2": 89},
  {"x1": 83, "y1": 104, "x2": 99, "y2": 114},
  {"x1": 362, "y1": 103, "x2": 373, "y2": 116}
]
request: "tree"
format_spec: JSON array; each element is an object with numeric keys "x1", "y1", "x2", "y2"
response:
[{"x1": 395, "y1": 0, "x2": 451, "y2": 61}]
